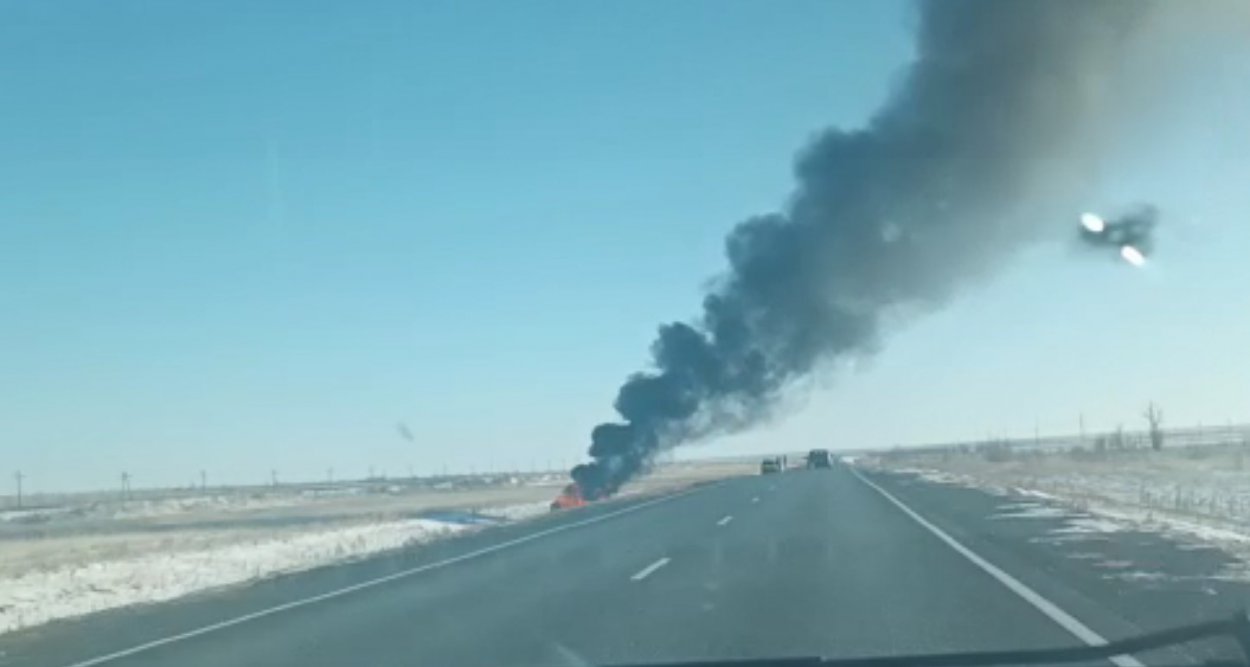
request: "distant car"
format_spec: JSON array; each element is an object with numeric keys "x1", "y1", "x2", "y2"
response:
[
  {"x1": 806, "y1": 449, "x2": 834, "y2": 469},
  {"x1": 759, "y1": 458, "x2": 782, "y2": 474}
]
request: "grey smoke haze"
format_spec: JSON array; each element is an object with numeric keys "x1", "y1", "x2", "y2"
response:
[
  {"x1": 1079, "y1": 207, "x2": 1159, "y2": 258},
  {"x1": 572, "y1": 0, "x2": 1198, "y2": 498}
]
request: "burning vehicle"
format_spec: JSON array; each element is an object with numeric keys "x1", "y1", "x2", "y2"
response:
[{"x1": 549, "y1": 483, "x2": 588, "y2": 511}]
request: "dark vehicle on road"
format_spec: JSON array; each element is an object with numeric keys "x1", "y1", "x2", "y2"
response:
[
  {"x1": 806, "y1": 449, "x2": 834, "y2": 469},
  {"x1": 759, "y1": 458, "x2": 782, "y2": 474}
]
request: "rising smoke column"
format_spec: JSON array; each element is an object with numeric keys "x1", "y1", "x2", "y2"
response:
[{"x1": 574, "y1": 1, "x2": 1162, "y2": 499}]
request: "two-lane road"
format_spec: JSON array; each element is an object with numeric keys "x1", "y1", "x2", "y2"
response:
[{"x1": 3, "y1": 466, "x2": 1138, "y2": 667}]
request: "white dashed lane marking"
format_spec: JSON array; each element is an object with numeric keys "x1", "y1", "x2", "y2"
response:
[
  {"x1": 716, "y1": 515, "x2": 734, "y2": 526},
  {"x1": 630, "y1": 557, "x2": 671, "y2": 581}
]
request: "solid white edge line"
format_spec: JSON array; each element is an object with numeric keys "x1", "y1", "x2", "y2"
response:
[
  {"x1": 716, "y1": 515, "x2": 734, "y2": 526},
  {"x1": 58, "y1": 485, "x2": 713, "y2": 667},
  {"x1": 630, "y1": 557, "x2": 672, "y2": 581},
  {"x1": 850, "y1": 468, "x2": 1145, "y2": 667}
]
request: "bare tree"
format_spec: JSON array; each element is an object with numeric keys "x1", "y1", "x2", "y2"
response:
[{"x1": 1144, "y1": 401, "x2": 1165, "y2": 451}]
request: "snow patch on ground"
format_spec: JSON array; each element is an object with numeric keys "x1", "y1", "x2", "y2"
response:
[
  {"x1": 0, "y1": 507, "x2": 79, "y2": 523},
  {"x1": 1111, "y1": 570, "x2": 1171, "y2": 582},
  {"x1": 0, "y1": 498, "x2": 560, "y2": 636},
  {"x1": 107, "y1": 494, "x2": 314, "y2": 520},
  {"x1": 991, "y1": 503, "x2": 1071, "y2": 520},
  {"x1": 887, "y1": 467, "x2": 1011, "y2": 496},
  {"x1": 477, "y1": 501, "x2": 551, "y2": 522},
  {"x1": 877, "y1": 461, "x2": 1250, "y2": 576},
  {"x1": 1012, "y1": 488, "x2": 1062, "y2": 501},
  {"x1": 1050, "y1": 517, "x2": 1128, "y2": 534},
  {"x1": 1, "y1": 463, "x2": 749, "y2": 637},
  {"x1": 0, "y1": 518, "x2": 466, "y2": 635},
  {"x1": 988, "y1": 500, "x2": 1128, "y2": 539}
]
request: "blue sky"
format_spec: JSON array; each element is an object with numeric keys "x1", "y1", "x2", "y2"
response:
[{"x1": 2, "y1": 1, "x2": 1247, "y2": 493}]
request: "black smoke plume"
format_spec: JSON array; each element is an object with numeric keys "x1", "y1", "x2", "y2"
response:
[
  {"x1": 1079, "y1": 207, "x2": 1159, "y2": 258},
  {"x1": 574, "y1": 1, "x2": 1161, "y2": 499}
]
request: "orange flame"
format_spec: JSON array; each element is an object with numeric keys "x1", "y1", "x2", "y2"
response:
[{"x1": 550, "y1": 483, "x2": 589, "y2": 511}]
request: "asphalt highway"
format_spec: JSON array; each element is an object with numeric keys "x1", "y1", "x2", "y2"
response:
[{"x1": 3, "y1": 464, "x2": 1241, "y2": 667}]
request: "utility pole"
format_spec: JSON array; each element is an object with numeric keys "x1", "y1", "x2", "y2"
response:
[
  {"x1": 270, "y1": 469, "x2": 278, "y2": 487},
  {"x1": 121, "y1": 472, "x2": 131, "y2": 501},
  {"x1": 200, "y1": 470, "x2": 207, "y2": 492},
  {"x1": 327, "y1": 467, "x2": 334, "y2": 483},
  {"x1": 14, "y1": 471, "x2": 23, "y2": 509},
  {"x1": 1079, "y1": 413, "x2": 1086, "y2": 446}
]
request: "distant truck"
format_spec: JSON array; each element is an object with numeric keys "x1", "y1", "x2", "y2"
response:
[
  {"x1": 806, "y1": 449, "x2": 834, "y2": 469},
  {"x1": 759, "y1": 457, "x2": 783, "y2": 474}
]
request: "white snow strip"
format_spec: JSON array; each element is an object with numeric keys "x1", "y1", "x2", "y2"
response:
[
  {"x1": 1013, "y1": 488, "x2": 1062, "y2": 501},
  {"x1": 0, "y1": 507, "x2": 78, "y2": 523},
  {"x1": 0, "y1": 496, "x2": 561, "y2": 637},
  {"x1": 475, "y1": 501, "x2": 551, "y2": 522},
  {"x1": 1050, "y1": 518, "x2": 1127, "y2": 535},
  {"x1": 1110, "y1": 571, "x2": 1170, "y2": 582},
  {"x1": 877, "y1": 461, "x2": 1250, "y2": 561},
  {"x1": 991, "y1": 504, "x2": 1072, "y2": 520},
  {"x1": 890, "y1": 467, "x2": 1011, "y2": 496},
  {"x1": 716, "y1": 515, "x2": 734, "y2": 526},
  {"x1": 108, "y1": 495, "x2": 309, "y2": 520},
  {"x1": 0, "y1": 519, "x2": 465, "y2": 636},
  {"x1": 1048, "y1": 496, "x2": 1250, "y2": 548}
]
